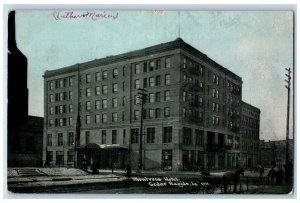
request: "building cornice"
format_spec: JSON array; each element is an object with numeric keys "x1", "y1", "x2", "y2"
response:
[{"x1": 43, "y1": 38, "x2": 242, "y2": 82}]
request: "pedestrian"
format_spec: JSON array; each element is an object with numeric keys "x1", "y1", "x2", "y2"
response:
[
  {"x1": 125, "y1": 164, "x2": 132, "y2": 178},
  {"x1": 258, "y1": 165, "x2": 264, "y2": 180}
]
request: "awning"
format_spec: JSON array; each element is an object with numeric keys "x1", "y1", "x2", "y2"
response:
[{"x1": 77, "y1": 143, "x2": 129, "y2": 150}]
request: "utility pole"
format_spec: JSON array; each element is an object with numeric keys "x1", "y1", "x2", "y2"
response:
[
  {"x1": 137, "y1": 88, "x2": 147, "y2": 171},
  {"x1": 74, "y1": 66, "x2": 81, "y2": 168},
  {"x1": 285, "y1": 68, "x2": 291, "y2": 181}
]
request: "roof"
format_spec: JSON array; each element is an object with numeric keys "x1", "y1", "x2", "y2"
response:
[
  {"x1": 43, "y1": 38, "x2": 242, "y2": 82},
  {"x1": 241, "y1": 100, "x2": 261, "y2": 112},
  {"x1": 77, "y1": 143, "x2": 129, "y2": 150}
]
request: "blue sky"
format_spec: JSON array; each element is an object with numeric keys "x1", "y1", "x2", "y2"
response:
[{"x1": 15, "y1": 10, "x2": 293, "y2": 141}]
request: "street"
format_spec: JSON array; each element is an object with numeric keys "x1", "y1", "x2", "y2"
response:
[{"x1": 7, "y1": 168, "x2": 293, "y2": 194}]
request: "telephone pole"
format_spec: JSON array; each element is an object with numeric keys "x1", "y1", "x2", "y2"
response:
[
  {"x1": 137, "y1": 88, "x2": 147, "y2": 171},
  {"x1": 285, "y1": 68, "x2": 291, "y2": 169}
]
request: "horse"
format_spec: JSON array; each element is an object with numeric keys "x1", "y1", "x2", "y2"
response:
[{"x1": 222, "y1": 168, "x2": 244, "y2": 193}]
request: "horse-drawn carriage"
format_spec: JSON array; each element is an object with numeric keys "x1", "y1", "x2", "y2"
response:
[{"x1": 191, "y1": 168, "x2": 245, "y2": 194}]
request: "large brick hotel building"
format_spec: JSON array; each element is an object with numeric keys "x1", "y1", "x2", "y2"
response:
[{"x1": 43, "y1": 38, "x2": 260, "y2": 171}]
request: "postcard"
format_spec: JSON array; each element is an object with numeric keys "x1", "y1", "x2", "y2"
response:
[{"x1": 6, "y1": 9, "x2": 294, "y2": 195}]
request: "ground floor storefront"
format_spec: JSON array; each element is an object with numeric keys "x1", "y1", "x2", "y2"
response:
[{"x1": 44, "y1": 146, "x2": 242, "y2": 172}]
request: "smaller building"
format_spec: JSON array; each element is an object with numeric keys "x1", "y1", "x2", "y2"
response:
[
  {"x1": 258, "y1": 139, "x2": 294, "y2": 167},
  {"x1": 240, "y1": 101, "x2": 260, "y2": 168},
  {"x1": 8, "y1": 116, "x2": 43, "y2": 167}
]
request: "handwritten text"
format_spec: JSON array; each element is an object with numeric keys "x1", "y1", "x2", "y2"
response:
[{"x1": 53, "y1": 11, "x2": 119, "y2": 21}]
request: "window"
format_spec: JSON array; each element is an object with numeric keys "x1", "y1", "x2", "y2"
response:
[
  {"x1": 183, "y1": 127, "x2": 192, "y2": 145},
  {"x1": 68, "y1": 132, "x2": 74, "y2": 146},
  {"x1": 143, "y1": 62, "x2": 147, "y2": 72},
  {"x1": 86, "y1": 74, "x2": 91, "y2": 83},
  {"x1": 112, "y1": 98, "x2": 118, "y2": 108},
  {"x1": 49, "y1": 81, "x2": 54, "y2": 90},
  {"x1": 149, "y1": 61, "x2": 155, "y2": 71},
  {"x1": 164, "y1": 91, "x2": 170, "y2": 101},
  {"x1": 122, "y1": 66, "x2": 126, "y2": 76},
  {"x1": 164, "y1": 107, "x2": 170, "y2": 117},
  {"x1": 49, "y1": 107, "x2": 54, "y2": 115},
  {"x1": 95, "y1": 86, "x2": 101, "y2": 95},
  {"x1": 155, "y1": 108, "x2": 160, "y2": 118},
  {"x1": 149, "y1": 77, "x2": 155, "y2": 87},
  {"x1": 112, "y1": 112, "x2": 118, "y2": 122},
  {"x1": 155, "y1": 92, "x2": 160, "y2": 102},
  {"x1": 69, "y1": 117, "x2": 73, "y2": 126},
  {"x1": 147, "y1": 128, "x2": 155, "y2": 143},
  {"x1": 134, "y1": 110, "x2": 140, "y2": 120},
  {"x1": 122, "y1": 82, "x2": 125, "y2": 91},
  {"x1": 67, "y1": 150, "x2": 74, "y2": 162},
  {"x1": 113, "y1": 83, "x2": 118, "y2": 93},
  {"x1": 113, "y1": 68, "x2": 118, "y2": 78},
  {"x1": 102, "y1": 70, "x2": 108, "y2": 79},
  {"x1": 95, "y1": 100, "x2": 100, "y2": 110},
  {"x1": 54, "y1": 119, "x2": 58, "y2": 127},
  {"x1": 183, "y1": 91, "x2": 187, "y2": 101},
  {"x1": 183, "y1": 58, "x2": 187, "y2": 69},
  {"x1": 112, "y1": 130, "x2": 117, "y2": 144},
  {"x1": 49, "y1": 94, "x2": 54, "y2": 102},
  {"x1": 58, "y1": 133, "x2": 63, "y2": 146},
  {"x1": 135, "y1": 64, "x2": 140, "y2": 74},
  {"x1": 101, "y1": 130, "x2": 106, "y2": 144},
  {"x1": 49, "y1": 119, "x2": 53, "y2": 127},
  {"x1": 156, "y1": 59, "x2": 161, "y2": 69},
  {"x1": 131, "y1": 128, "x2": 139, "y2": 144},
  {"x1": 143, "y1": 78, "x2": 148, "y2": 88},
  {"x1": 85, "y1": 131, "x2": 90, "y2": 144},
  {"x1": 135, "y1": 79, "x2": 140, "y2": 89},
  {"x1": 63, "y1": 92, "x2": 67, "y2": 100},
  {"x1": 86, "y1": 115, "x2": 91, "y2": 124},
  {"x1": 149, "y1": 93, "x2": 155, "y2": 103},
  {"x1": 59, "y1": 118, "x2": 63, "y2": 126},
  {"x1": 102, "y1": 114, "x2": 107, "y2": 123},
  {"x1": 86, "y1": 88, "x2": 91, "y2": 97},
  {"x1": 134, "y1": 95, "x2": 140, "y2": 105},
  {"x1": 102, "y1": 99, "x2": 107, "y2": 109},
  {"x1": 163, "y1": 127, "x2": 172, "y2": 143},
  {"x1": 59, "y1": 93, "x2": 63, "y2": 101},
  {"x1": 155, "y1": 75, "x2": 161, "y2": 86},
  {"x1": 165, "y1": 57, "x2": 171, "y2": 68},
  {"x1": 122, "y1": 96, "x2": 126, "y2": 106},
  {"x1": 96, "y1": 72, "x2": 101, "y2": 81},
  {"x1": 149, "y1": 109, "x2": 155, "y2": 119},
  {"x1": 47, "y1": 134, "x2": 52, "y2": 146},
  {"x1": 195, "y1": 130, "x2": 204, "y2": 146},
  {"x1": 69, "y1": 104, "x2": 73, "y2": 113},
  {"x1": 86, "y1": 101, "x2": 91, "y2": 111},
  {"x1": 199, "y1": 97, "x2": 203, "y2": 107},
  {"x1": 102, "y1": 85, "x2": 107, "y2": 94},
  {"x1": 55, "y1": 80, "x2": 59, "y2": 89},
  {"x1": 165, "y1": 74, "x2": 170, "y2": 85},
  {"x1": 69, "y1": 91, "x2": 73, "y2": 100},
  {"x1": 95, "y1": 114, "x2": 100, "y2": 123},
  {"x1": 59, "y1": 80, "x2": 64, "y2": 88}
]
